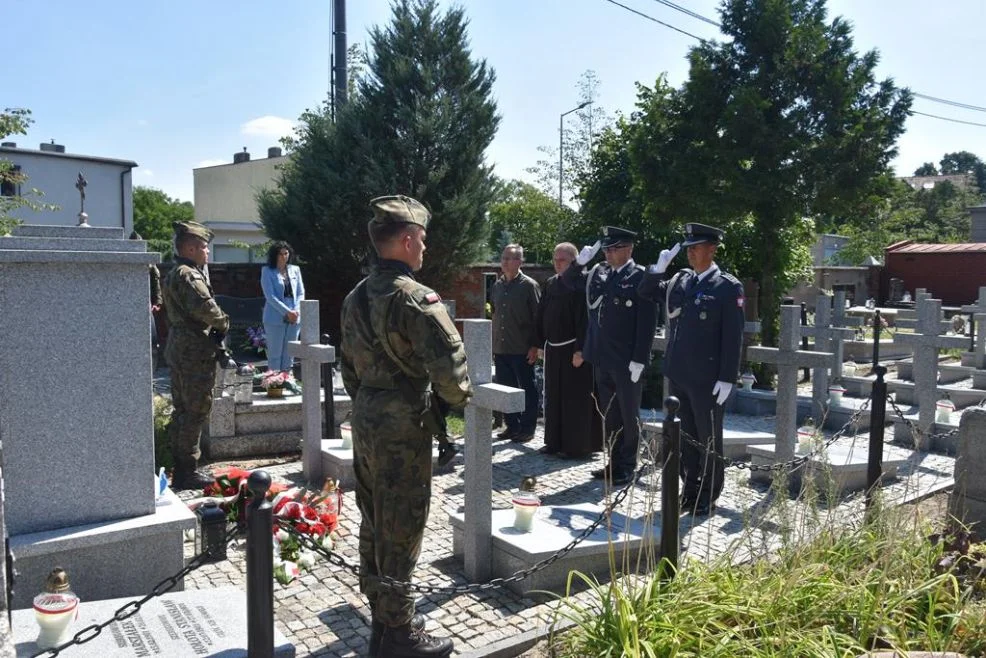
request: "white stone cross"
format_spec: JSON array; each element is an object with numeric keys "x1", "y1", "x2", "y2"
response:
[
  {"x1": 960, "y1": 287, "x2": 986, "y2": 316},
  {"x1": 831, "y1": 291, "x2": 864, "y2": 329},
  {"x1": 746, "y1": 306, "x2": 833, "y2": 462},
  {"x1": 892, "y1": 297, "x2": 967, "y2": 433},
  {"x1": 460, "y1": 319, "x2": 525, "y2": 582},
  {"x1": 802, "y1": 294, "x2": 855, "y2": 418},
  {"x1": 972, "y1": 313, "x2": 986, "y2": 370},
  {"x1": 287, "y1": 299, "x2": 335, "y2": 483}
]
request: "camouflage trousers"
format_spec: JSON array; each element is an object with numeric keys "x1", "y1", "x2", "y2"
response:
[
  {"x1": 168, "y1": 355, "x2": 216, "y2": 472},
  {"x1": 351, "y1": 388, "x2": 433, "y2": 627}
]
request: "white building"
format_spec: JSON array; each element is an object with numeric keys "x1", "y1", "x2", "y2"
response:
[
  {"x1": 0, "y1": 141, "x2": 136, "y2": 234},
  {"x1": 193, "y1": 147, "x2": 286, "y2": 262}
]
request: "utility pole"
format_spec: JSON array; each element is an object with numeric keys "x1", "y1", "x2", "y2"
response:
[{"x1": 330, "y1": 0, "x2": 347, "y2": 120}]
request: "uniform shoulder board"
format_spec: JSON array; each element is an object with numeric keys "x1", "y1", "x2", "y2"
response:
[
  {"x1": 632, "y1": 263, "x2": 646, "y2": 273},
  {"x1": 721, "y1": 271, "x2": 741, "y2": 284}
]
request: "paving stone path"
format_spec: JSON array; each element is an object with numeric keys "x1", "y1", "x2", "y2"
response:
[{"x1": 179, "y1": 415, "x2": 955, "y2": 657}]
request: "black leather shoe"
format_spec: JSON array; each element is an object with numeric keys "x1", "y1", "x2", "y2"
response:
[
  {"x1": 171, "y1": 468, "x2": 214, "y2": 490},
  {"x1": 591, "y1": 467, "x2": 608, "y2": 480},
  {"x1": 378, "y1": 622, "x2": 453, "y2": 657},
  {"x1": 611, "y1": 472, "x2": 635, "y2": 487},
  {"x1": 511, "y1": 431, "x2": 535, "y2": 443},
  {"x1": 370, "y1": 614, "x2": 424, "y2": 657},
  {"x1": 496, "y1": 428, "x2": 518, "y2": 441},
  {"x1": 687, "y1": 500, "x2": 716, "y2": 516}
]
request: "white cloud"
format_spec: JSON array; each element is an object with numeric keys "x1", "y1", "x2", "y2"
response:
[
  {"x1": 195, "y1": 159, "x2": 227, "y2": 169},
  {"x1": 240, "y1": 115, "x2": 296, "y2": 138},
  {"x1": 142, "y1": 169, "x2": 154, "y2": 177}
]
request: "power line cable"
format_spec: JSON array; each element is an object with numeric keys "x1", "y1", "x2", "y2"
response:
[{"x1": 606, "y1": 0, "x2": 986, "y2": 123}]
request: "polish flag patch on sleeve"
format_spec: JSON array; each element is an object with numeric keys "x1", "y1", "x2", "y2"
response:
[
  {"x1": 425, "y1": 292, "x2": 442, "y2": 304},
  {"x1": 737, "y1": 296, "x2": 745, "y2": 307}
]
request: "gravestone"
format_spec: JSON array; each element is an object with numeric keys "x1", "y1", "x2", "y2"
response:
[
  {"x1": 948, "y1": 408, "x2": 986, "y2": 534},
  {"x1": 286, "y1": 300, "x2": 334, "y2": 483},
  {"x1": 892, "y1": 297, "x2": 969, "y2": 449},
  {"x1": 0, "y1": 225, "x2": 195, "y2": 608},
  {"x1": 214, "y1": 295, "x2": 266, "y2": 359},
  {"x1": 802, "y1": 294, "x2": 855, "y2": 419},
  {"x1": 961, "y1": 289, "x2": 986, "y2": 368},
  {"x1": 746, "y1": 306, "x2": 833, "y2": 469},
  {"x1": 831, "y1": 291, "x2": 864, "y2": 330},
  {"x1": 12, "y1": 587, "x2": 294, "y2": 657}
]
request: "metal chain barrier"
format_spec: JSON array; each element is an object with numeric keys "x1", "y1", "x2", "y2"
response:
[
  {"x1": 886, "y1": 392, "x2": 986, "y2": 445},
  {"x1": 675, "y1": 396, "x2": 871, "y2": 473},
  {"x1": 278, "y1": 464, "x2": 651, "y2": 596},
  {"x1": 30, "y1": 525, "x2": 241, "y2": 658}
]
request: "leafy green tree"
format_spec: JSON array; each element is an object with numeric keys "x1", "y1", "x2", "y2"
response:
[
  {"x1": 1, "y1": 108, "x2": 56, "y2": 233},
  {"x1": 913, "y1": 162, "x2": 938, "y2": 176},
  {"x1": 939, "y1": 150, "x2": 986, "y2": 196},
  {"x1": 487, "y1": 179, "x2": 575, "y2": 264},
  {"x1": 622, "y1": 0, "x2": 911, "y2": 346},
  {"x1": 260, "y1": 0, "x2": 499, "y2": 331},
  {"x1": 133, "y1": 185, "x2": 193, "y2": 258}
]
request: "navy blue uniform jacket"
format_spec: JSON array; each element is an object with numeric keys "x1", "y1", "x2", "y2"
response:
[
  {"x1": 638, "y1": 266, "x2": 744, "y2": 389},
  {"x1": 560, "y1": 260, "x2": 657, "y2": 368}
]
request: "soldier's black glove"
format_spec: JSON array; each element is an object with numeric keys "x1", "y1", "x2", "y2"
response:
[{"x1": 209, "y1": 328, "x2": 238, "y2": 370}]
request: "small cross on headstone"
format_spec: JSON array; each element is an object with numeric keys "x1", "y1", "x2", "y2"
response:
[
  {"x1": 802, "y1": 294, "x2": 855, "y2": 418},
  {"x1": 75, "y1": 171, "x2": 90, "y2": 226},
  {"x1": 746, "y1": 305, "x2": 833, "y2": 462},
  {"x1": 892, "y1": 296, "x2": 967, "y2": 435},
  {"x1": 460, "y1": 319, "x2": 524, "y2": 582},
  {"x1": 287, "y1": 299, "x2": 335, "y2": 482}
]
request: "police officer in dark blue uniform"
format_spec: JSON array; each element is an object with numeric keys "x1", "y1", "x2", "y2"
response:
[
  {"x1": 562, "y1": 226, "x2": 658, "y2": 486},
  {"x1": 638, "y1": 223, "x2": 744, "y2": 515}
]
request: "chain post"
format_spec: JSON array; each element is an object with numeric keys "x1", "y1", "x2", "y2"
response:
[
  {"x1": 800, "y1": 302, "x2": 810, "y2": 382},
  {"x1": 871, "y1": 309, "x2": 881, "y2": 366},
  {"x1": 866, "y1": 364, "x2": 888, "y2": 514},
  {"x1": 246, "y1": 470, "x2": 274, "y2": 658},
  {"x1": 321, "y1": 333, "x2": 335, "y2": 440},
  {"x1": 659, "y1": 396, "x2": 680, "y2": 580},
  {"x1": 971, "y1": 313, "x2": 976, "y2": 353}
]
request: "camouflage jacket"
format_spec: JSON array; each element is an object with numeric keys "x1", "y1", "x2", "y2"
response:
[
  {"x1": 340, "y1": 259, "x2": 472, "y2": 409},
  {"x1": 162, "y1": 257, "x2": 229, "y2": 363}
]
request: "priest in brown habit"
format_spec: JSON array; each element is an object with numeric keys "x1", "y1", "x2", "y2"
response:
[{"x1": 536, "y1": 242, "x2": 603, "y2": 458}]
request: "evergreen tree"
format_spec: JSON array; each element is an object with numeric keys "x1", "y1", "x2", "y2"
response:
[{"x1": 259, "y1": 0, "x2": 499, "y2": 327}]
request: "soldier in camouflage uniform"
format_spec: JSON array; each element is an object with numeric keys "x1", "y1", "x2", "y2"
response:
[
  {"x1": 340, "y1": 195, "x2": 472, "y2": 658},
  {"x1": 162, "y1": 221, "x2": 229, "y2": 490}
]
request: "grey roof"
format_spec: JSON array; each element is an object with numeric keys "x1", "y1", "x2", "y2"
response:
[{"x1": 0, "y1": 146, "x2": 138, "y2": 168}]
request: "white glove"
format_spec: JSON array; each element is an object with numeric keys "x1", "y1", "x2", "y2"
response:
[
  {"x1": 576, "y1": 241, "x2": 601, "y2": 266},
  {"x1": 650, "y1": 242, "x2": 681, "y2": 274},
  {"x1": 628, "y1": 361, "x2": 644, "y2": 383},
  {"x1": 712, "y1": 380, "x2": 733, "y2": 406}
]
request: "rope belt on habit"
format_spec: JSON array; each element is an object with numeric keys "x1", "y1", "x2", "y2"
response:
[{"x1": 546, "y1": 338, "x2": 577, "y2": 347}]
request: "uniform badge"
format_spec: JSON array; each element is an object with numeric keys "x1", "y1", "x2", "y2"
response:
[
  {"x1": 625, "y1": 299, "x2": 633, "y2": 307},
  {"x1": 424, "y1": 292, "x2": 441, "y2": 304},
  {"x1": 699, "y1": 311, "x2": 707, "y2": 320},
  {"x1": 737, "y1": 296, "x2": 745, "y2": 307},
  {"x1": 613, "y1": 297, "x2": 621, "y2": 305}
]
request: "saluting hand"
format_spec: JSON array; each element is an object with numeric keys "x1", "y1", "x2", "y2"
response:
[
  {"x1": 648, "y1": 242, "x2": 681, "y2": 274},
  {"x1": 576, "y1": 241, "x2": 601, "y2": 266}
]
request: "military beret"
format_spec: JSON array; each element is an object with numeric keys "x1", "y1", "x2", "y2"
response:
[
  {"x1": 681, "y1": 222, "x2": 724, "y2": 247},
  {"x1": 368, "y1": 195, "x2": 431, "y2": 229},
  {"x1": 599, "y1": 225, "x2": 636, "y2": 247},
  {"x1": 173, "y1": 220, "x2": 213, "y2": 242}
]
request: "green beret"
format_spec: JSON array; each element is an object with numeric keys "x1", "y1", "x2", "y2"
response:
[
  {"x1": 368, "y1": 195, "x2": 430, "y2": 230},
  {"x1": 173, "y1": 221, "x2": 213, "y2": 242}
]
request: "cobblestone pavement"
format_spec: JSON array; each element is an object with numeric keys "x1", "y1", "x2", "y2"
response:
[{"x1": 179, "y1": 413, "x2": 955, "y2": 657}]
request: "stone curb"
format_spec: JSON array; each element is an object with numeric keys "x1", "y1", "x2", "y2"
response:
[{"x1": 458, "y1": 618, "x2": 576, "y2": 658}]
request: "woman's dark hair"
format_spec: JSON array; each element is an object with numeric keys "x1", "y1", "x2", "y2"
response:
[{"x1": 266, "y1": 241, "x2": 294, "y2": 268}]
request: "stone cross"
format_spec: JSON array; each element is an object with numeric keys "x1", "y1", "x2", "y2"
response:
[
  {"x1": 75, "y1": 171, "x2": 87, "y2": 213},
  {"x1": 892, "y1": 297, "x2": 967, "y2": 433},
  {"x1": 969, "y1": 313, "x2": 986, "y2": 370},
  {"x1": 460, "y1": 319, "x2": 524, "y2": 582},
  {"x1": 287, "y1": 299, "x2": 335, "y2": 483},
  {"x1": 802, "y1": 294, "x2": 855, "y2": 418},
  {"x1": 961, "y1": 287, "x2": 986, "y2": 353},
  {"x1": 746, "y1": 305, "x2": 833, "y2": 462},
  {"x1": 831, "y1": 291, "x2": 864, "y2": 330}
]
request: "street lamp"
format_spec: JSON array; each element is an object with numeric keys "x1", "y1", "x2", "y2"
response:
[{"x1": 559, "y1": 101, "x2": 592, "y2": 207}]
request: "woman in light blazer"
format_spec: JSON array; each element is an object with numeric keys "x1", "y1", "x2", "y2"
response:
[{"x1": 261, "y1": 241, "x2": 305, "y2": 374}]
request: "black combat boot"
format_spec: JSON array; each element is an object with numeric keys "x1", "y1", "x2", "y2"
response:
[
  {"x1": 369, "y1": 614, "x2": 424, "y2": 657},
  {"x1": 377, "y1": 621, "x2": 452, "y2": 658},
  {"x1": 171, "y1": 467, "x2": 214, "y2": 490}
]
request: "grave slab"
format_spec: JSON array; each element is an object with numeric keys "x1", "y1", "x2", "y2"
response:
[
  {"x1": 747, "y1": 442, "x2": 910, "y2": 494},
  {"x1": 642, "y1": 420, "x2": 775, "y2": 460},
  {"x1": 896, "y1": 361, "x2": 972, "y2": 385},
  {"x1": 449, "y1": 503, "x2": 656, "y2": 596},
  {"x1": 322, "y1": 440, "x2": 448, "y2": 490},
  {"x1": 12, "y1": 586, "x2": 294, "y2": 657}
]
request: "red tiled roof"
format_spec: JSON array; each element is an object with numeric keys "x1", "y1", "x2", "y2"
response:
[{"x1": 885, "y1": 242, "x2": 986, "y2": 254}]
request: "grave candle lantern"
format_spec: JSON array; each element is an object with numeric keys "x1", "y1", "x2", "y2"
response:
[
  {"x1": 936, "y1": 399, "x2": 955, "y2": 423},
  {"x1": 339, "y1": 422, "x2": 353, "y2": 450},
  {"x1": 195, "y1": 500, "x2": 227, "y2": 562},
  {"x1": 33, "y1": 568, "x2": 79, "y2": 649}
]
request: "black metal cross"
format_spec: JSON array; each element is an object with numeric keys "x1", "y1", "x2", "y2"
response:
[{"x1": 75, "y1": 172, "x2": 87, "y2": 213}]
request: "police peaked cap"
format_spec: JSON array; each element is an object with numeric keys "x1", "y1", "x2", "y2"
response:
[
  {"x1": 173, "y1": 220, "x2": 213, "y2": 242},
  {"x1": 681, "y1": 222, "x2": 724, "y2": 247},
  {"x1": 599, "y1": 225, "x2": 636, "y2": 247},
  {"x1": 368, "y1": 195, "x2": 431, "y2": 230}
]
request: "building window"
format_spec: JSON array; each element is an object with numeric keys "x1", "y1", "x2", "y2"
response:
[
  {"x1": 0, "y1": 165, "x2": 20, "y2": 197},
  {"x1": 212, "y1": 244, "x2": 251, "y2": 263}
]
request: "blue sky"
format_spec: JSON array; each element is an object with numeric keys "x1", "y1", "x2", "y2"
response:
[{"x1": 7, "y1": 0, "x2": 986, "y2": 202}]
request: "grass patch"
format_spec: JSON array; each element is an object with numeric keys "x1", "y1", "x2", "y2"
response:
[{"x1": 553, "y1": 505, "x2": 986, "y2": 657}]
